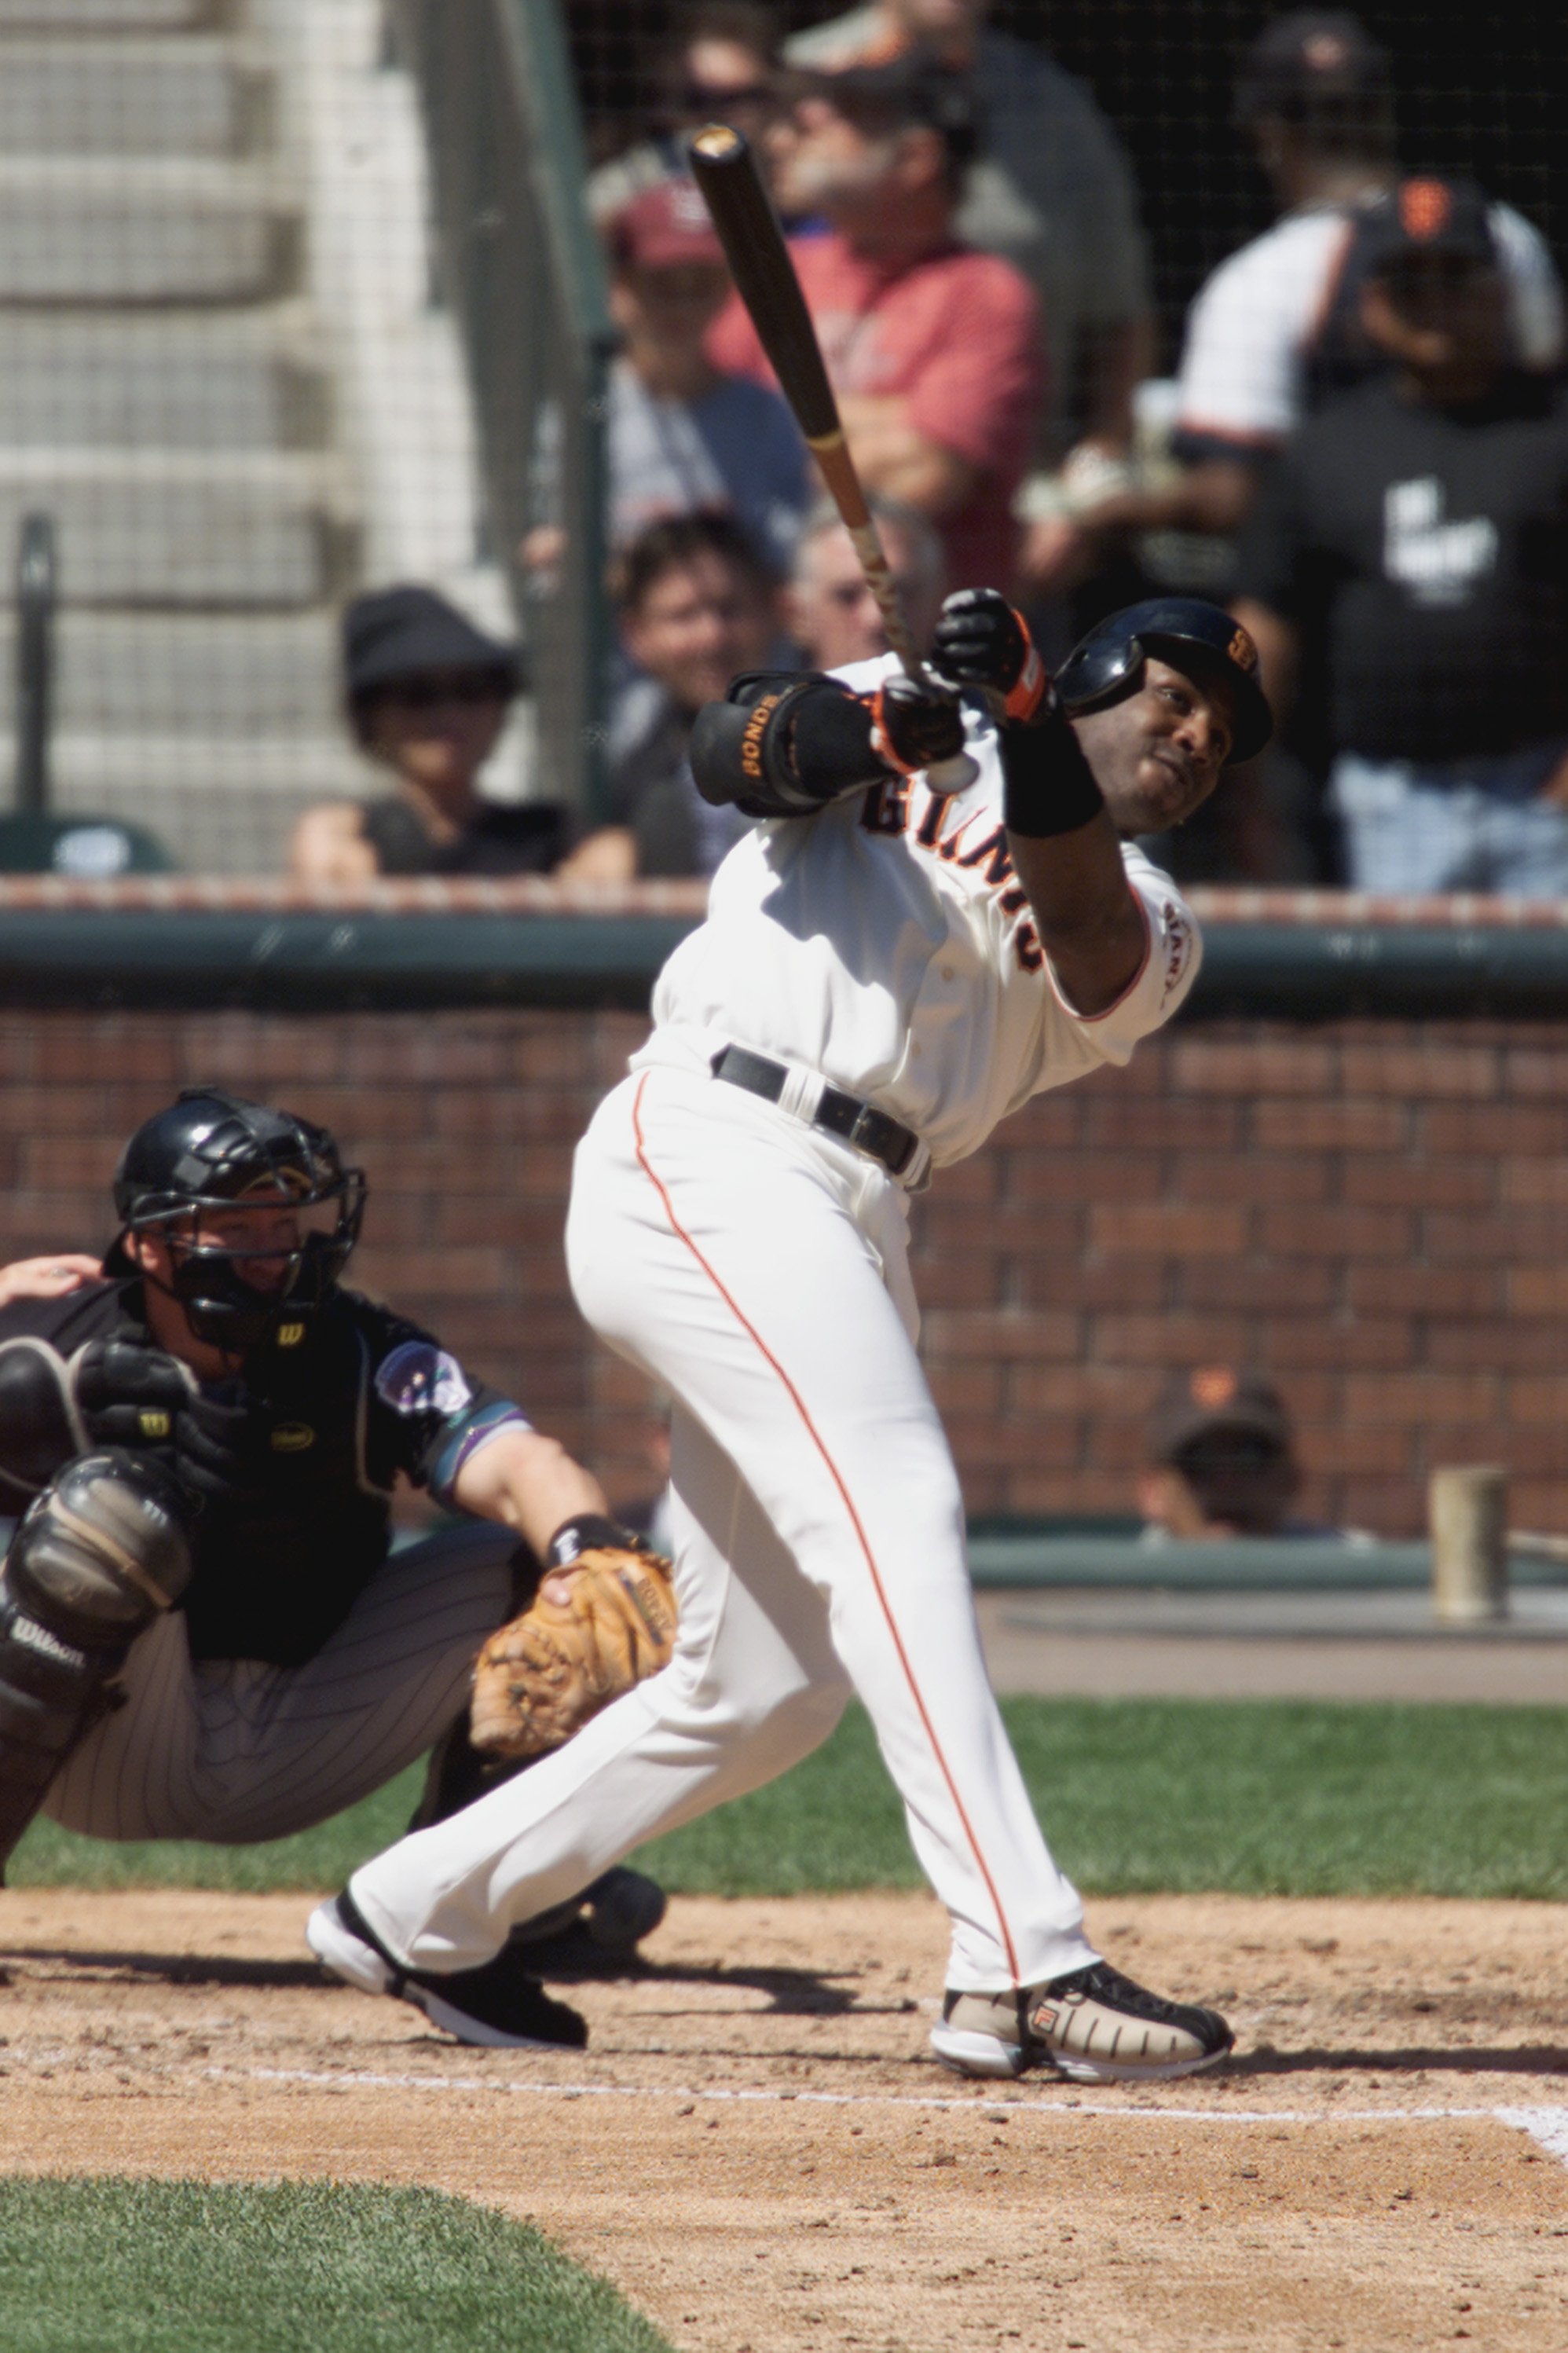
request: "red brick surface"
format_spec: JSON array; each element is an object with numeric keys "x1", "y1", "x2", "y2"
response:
[{"x1": 4, "y1": 1007, "x2": 1566, "y2": 1536}]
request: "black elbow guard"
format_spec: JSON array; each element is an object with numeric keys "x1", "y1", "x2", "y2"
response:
[
  {"x1": 1000, "y1": 709, "x2": 1107, "y2": 838},
  {"x1": 689, "y1": 672, "x2": 887, "y2": 819}
]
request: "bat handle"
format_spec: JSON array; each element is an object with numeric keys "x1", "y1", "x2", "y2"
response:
[
  {"x1": 925, "y1": 750, "x2": 980, "y2": 794},
  {"x1": 831, "y1": 503, "x2": 979, "y2": 795}
]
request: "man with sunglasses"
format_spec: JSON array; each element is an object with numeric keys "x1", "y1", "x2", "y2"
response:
[
  {"x1": 289, "y1": 586, "x2": 570, "y2": 884},
  {"x1": 0, "y1": 1089, "x2": 665, "y2": 2039}
]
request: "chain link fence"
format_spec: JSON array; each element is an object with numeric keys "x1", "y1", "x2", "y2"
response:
[{"x1": 0, "y1": 1, "x2": 1562, "y2": 878}]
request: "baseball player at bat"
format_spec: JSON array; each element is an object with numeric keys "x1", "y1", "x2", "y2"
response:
[
  {"x1": 0, "y1": 1089, "x2": 669, "y2": 2043},
  {"x1": 311, "y1": 591, "x2": 1270, "y2": 2081}
]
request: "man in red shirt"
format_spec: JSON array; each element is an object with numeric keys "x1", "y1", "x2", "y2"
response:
[{"x1": 708, "y1": 49, "x2": 1043, "y2": 592}]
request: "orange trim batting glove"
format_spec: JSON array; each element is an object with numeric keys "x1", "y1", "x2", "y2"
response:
[
  {"x1": 865, "y1": 673, "x2": 967, "y2": 778},
  {"x1": 932, "y1": 588, "x2": 1055, "y2": 726}
]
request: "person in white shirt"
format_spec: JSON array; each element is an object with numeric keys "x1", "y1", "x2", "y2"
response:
[
  {"x1": 308, "y1": 591, "x2": 1269, "y2": 2083},
  {"x1": 1048, "y1": 11, "x2": 1564, "y2": 565}
]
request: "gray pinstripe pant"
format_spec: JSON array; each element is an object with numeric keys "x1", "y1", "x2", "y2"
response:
[{"x1": 42, "y1": 1522, "x2": 515, "y2": 1845}]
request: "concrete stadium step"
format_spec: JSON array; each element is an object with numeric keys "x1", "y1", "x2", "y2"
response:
[
  {"x1": 0, "y1": 35, "x2": 269, "y2": 156},
  {"x1": 0, "y1": 610, "x2": 345, "y2": 735},
  {"x1": 0, "y1": 311, "x2": 329, "y2": 452},
  {"x1": 0, "y1": 156, "x2": 299, "y2": 303},
  {"x1": 0, "y1": 450, "x2": 357, "y2": 606}
]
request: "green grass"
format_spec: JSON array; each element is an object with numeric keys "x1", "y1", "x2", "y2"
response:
[
  {"x1": 0, "y1": 2179, "x2": 673, "y2": 2353},
  {"x1": 11, "y1": 1700, "x2": 1567, "y2": 1902}
]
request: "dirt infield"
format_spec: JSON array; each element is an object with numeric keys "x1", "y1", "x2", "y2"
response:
[{"x1": 2, "y1": 1888, "x2": 1565, "y2": 2351}]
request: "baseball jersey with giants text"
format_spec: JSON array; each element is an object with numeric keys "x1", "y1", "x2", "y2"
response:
[{"x1": 632, "y1": 657, "x2": 1200, "y2": 1167}]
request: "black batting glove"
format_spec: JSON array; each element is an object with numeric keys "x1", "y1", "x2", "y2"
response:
[
  {"x1": 865, "y1": 673, "x2": 966, "y2": 778},
  {"x1": 932, "y1": 588, "x2": 1054, "y2": 725}
]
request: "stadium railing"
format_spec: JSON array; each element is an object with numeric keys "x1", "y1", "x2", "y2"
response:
[
  {"x1": 7, "y1": 881, "x2": 1568, "y2": 1016},
  {"x1": 387, "y1": 0, "x2": 617, "y2": 823}
]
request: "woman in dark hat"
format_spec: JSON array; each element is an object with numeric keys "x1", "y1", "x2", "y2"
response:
[{"x1": 288, "y1": 585, "x2": 570, "y2": 881}]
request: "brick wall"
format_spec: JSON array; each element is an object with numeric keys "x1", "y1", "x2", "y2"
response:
[{"x1": 5, "y1": 1007, "x2": 1566, "y2": 1536}]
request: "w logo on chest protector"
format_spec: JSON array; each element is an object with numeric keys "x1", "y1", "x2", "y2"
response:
[{"x1": 1383, "y1": 477, "x2": 1498, "y2": 607}]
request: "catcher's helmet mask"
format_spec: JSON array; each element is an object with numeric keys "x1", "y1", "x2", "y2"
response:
[
  {"x1": 106, "y1": 1087, "x2": 367, "y2": 1353},
  {"x1": 1057, "y1": 597, "x2": 1273, "y2": 769}
]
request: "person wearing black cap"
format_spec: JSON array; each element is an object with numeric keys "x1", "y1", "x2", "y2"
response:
[
  {"x1": 709, "y1": 47, "x2": 1042, "y2": 594},
  {"x1": 1139, "y1": 1368, "x2": 1339, "y2": 1541},
  {"x1": 1232, "y1": 178, "x2": 1568, "y2": 893},
  {"x1": 288, "y1": 585, "x2": 570, "y2": 885},
  {"x1": 0, "y1": 1087, "x2": 669, "y2": 2032},
  {"x1": 1046, "y1": 11, "x2": 1563, "y2": 565},
  {"x1": 1171, "y1": 13, "x2": 1562, "y2": 539}
]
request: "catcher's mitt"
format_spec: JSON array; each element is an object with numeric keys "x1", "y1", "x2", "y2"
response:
[{"x1": 469, "y1": 1545, "x2": 678, "y2": 1759}]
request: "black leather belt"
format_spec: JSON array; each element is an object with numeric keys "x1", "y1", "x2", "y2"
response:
[{"x1": 711, "y1": 1044, "x2": 922, "y2": 1178}]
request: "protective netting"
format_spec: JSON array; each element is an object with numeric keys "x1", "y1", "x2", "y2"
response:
[{"x1": 0, "y1": 1, "x2": 1563, "y2": 881}]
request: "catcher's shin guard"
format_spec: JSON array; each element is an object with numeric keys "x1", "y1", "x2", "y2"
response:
[{"x1": 0, "y1": 1450, "x2": 194, "y2": 1880}]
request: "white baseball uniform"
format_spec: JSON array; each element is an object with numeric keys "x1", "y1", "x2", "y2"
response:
[{"x1": 349, "y1": 669, "x2": 1201, "y2": 1995}]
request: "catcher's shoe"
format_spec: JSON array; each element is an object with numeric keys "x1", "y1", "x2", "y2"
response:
[
  {"x1": 930, "y1": 1963, "x2": 1233, "y2": 2084},
  {"x1": 508, "y1": 1866, "x2": 668, "y2": 1959},
  {"x1": 307, "y1": 1890, "x2": 588, "y2": 2052}
]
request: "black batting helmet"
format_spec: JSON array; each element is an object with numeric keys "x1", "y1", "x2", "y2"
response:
[
  {"x1": 1057, "y1": 598, "x2": 1273, "y2": 765},
  {"x1": 108, "y1": 1087, "x2": 367, "y2": 1351}
]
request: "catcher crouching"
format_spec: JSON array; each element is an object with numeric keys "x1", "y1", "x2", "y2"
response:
[{"x1": 0, "y1": 1087, "x2": 672, "y2": 2051}]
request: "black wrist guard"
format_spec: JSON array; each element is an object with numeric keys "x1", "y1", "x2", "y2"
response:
[
  {"x1": 689, "y1": 672, "x2": 885, "y2": 819},
  {"x1": 545, "y1": 1512, "x2": 647, "y2": 1570},
  {"x1": 1000, "y1": 709, "x2": 1107, "y2": 838}
]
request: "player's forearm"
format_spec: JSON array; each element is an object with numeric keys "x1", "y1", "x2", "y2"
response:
[
  {"x1": 976, "y1": 667, "x2": 1145, "y2": 1016},
  {"x1": 1082, "y1": 457, "x2": 1262, "y2": 543},
  {"x1": 836, "y1": 394, "x2": 977, "y2": 516},
  {"x1": 451, "y1": 1429, "x2": 610, "y2": 1558},
  {"x1": 1009, "y1": 814, "x2": 1148, "y2": 1015}
]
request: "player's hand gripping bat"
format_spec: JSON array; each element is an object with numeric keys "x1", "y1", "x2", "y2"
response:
[{"x1": 687, "y1": 123, "x2": 978, "y2": 793}]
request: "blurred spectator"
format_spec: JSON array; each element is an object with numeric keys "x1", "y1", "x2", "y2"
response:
[
  {"x1": 559, "y1": 513, "x2": 782, "y2": 881},
  {"x1": 1232, "y1": 181, "x2": 1568, "y2": 896},
  {"x1": 784, "y1": 0, "x2": 1153, "y2": 496},
  {"x1": 289, "y1": 588, "x2": 569, "y2": 884},
  {"x1": 711, "y1": 50, "x2": 1042, "y2": 594},
  {"x1": 786, "y1": 494, "x2": 944, "y2": 668},
  {"x1": 588, "y1": 1, "x2": 783, "y2": 223},
  {"x1": 1067, "y1": 11, "x2": 1564, "y2": 565},
  {"x1": 604, "y1": 178, "x2": 809, "y2": 574},
  {"x1": 1138, "y1": 1368, "x2": 1349, "y2": 1541}
]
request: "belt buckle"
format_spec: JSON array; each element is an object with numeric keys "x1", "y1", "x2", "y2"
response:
[{"x1": 846, "y1": 1103, "x2": 881, "y2": 1160}]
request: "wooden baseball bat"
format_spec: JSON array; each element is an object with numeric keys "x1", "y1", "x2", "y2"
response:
[{"x1": 687, "y1": 122, "x2": 976, "y2": 790}]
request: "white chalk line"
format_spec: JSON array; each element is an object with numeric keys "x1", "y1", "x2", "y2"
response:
[{"x1": 215, "y1": 2067, "x2": 1568, "y2": 2164}]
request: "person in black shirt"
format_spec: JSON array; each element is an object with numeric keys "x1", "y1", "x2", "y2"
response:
[
  {"x1": 0, "y1": 1090, "x2": 664, "y2": 2037},
  {"x1": 1233, "y1": 178, "x2": 1568, "y2": 894},
  {"x1": 288, "y1": 586, "x2": 572, "y2": 883}
]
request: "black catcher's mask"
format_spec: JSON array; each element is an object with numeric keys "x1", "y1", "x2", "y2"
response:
[{"x1": 105, "y1": 1087, "x2": 368, "y2": 1352}]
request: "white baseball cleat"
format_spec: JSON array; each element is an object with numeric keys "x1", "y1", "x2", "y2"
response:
[{"x1": 930, "y1": 1963, "x2": 1234, "y2": 2083}]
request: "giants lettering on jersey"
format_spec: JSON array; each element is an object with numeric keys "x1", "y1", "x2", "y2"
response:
[
  {"x1": 861, "y1": 779, "x2": 1044, "y2": 971},
  {"x1": 1160, "y1": 899, "x2": 1193, "y2": 1003}
]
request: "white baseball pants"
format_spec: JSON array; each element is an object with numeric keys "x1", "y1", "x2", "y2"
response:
[
  {"x1": 42, "y1": 1521, "x2": 515, "y2": 1845},
  {"x1": 350, "y1": 1065, "x2": 1095, "y2": 1994}
]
